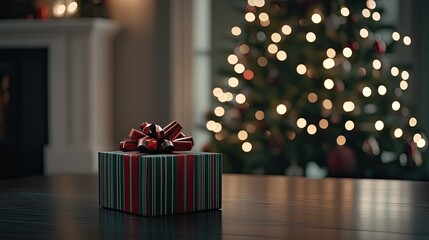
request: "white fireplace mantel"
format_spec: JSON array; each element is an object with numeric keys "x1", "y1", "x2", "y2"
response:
[{"x1": 0, "y1": 18, "x2": 119, "y2": 174}]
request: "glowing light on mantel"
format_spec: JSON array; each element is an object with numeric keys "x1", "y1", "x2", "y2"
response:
[
  {"x1": 67, "y1": 1, "x2": 79, "y2": 15},
  {"x1": 53, "y1": 2, "x2": 67, "y2": 17},
  {"x1": 53, "y1": 1, "x2": 79, "y2": 17}
]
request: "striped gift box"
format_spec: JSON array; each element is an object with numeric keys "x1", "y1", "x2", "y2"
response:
[{"x1": 98, "y1": 151, "x2": 222, "y2": 216}]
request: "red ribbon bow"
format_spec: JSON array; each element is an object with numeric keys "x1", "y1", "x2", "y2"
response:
[{"x1": 119, "y1": 120, "x2": 194, "y2": 153}]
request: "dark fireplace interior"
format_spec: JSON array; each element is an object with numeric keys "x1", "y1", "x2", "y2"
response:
[{"x1": 0, "y1": 48, "x2": 47, "y2": 178}]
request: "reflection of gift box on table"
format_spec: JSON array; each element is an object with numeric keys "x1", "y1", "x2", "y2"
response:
[{"x1": 98, "y1": 151, "x2": 222, "y2": 217}]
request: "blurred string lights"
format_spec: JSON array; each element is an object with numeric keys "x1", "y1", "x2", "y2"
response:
[
  {"x1": 207, "y1": 0, "x2": 427, "y2": 161},
  {"x1": 52, "y1": 0, "x2": 79, "y2": 18}
]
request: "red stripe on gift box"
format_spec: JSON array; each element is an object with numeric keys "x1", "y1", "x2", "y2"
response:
[
  {"x1": 124, "y1": 155, "x2": 131, "y2": 212},
  {"x1": 132, "y1": 154, "x2": 140, "y2": 214},
  {"x1": 177, "y1": 155, "x2": 185, "y2": 213},
  {"x1": 186, "y1": 155, "x2": 194, "y2": 211}
]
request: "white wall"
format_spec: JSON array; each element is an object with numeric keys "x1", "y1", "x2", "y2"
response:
[{"x1": 108, "y1": 0, "x2": 171, "y2": 142}]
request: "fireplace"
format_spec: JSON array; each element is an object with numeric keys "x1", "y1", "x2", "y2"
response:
[
  {"x1": 0, "y1": 19, "x2": 119, "y2": 175},
  {"x1": 0, "y1": 48, "x2": 47, "y2": 178}
]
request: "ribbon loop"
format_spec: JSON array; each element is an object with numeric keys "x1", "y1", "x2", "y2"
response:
[{"x1": 119, "y1": 120, "x2": 194, "y2": 153}]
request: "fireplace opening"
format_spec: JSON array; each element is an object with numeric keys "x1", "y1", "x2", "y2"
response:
[{"x1": 0, "y1": 48, "x2": 47, "y2": 178}]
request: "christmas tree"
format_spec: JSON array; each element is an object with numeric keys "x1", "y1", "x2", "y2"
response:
[{"x1": 206, "y1": 0, "x2": 428, "y2": 179}]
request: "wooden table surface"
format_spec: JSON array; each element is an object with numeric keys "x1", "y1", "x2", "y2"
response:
[{"x1": 1, "y1": 174, "x2": 429, "y2": 240}]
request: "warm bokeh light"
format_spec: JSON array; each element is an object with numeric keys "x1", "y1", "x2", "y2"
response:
[
  {"x1": 259, "y1": 12, "x2": 269, "y2": 22},
  {"x1": 268, "y1": 44, "x2": 278, "y2": 54},
  {"x1": 234, "y1": 63, "x2": 245, "y2": 74},
  {"x1": 227, "y1": 54, "x2": 238, "y2": 65},
  {"x1": 323, "y1": 58, "x2": 335, "y2": 69},
  {"x1": 228, "y1": 77, "x2": 239, "y2": 87},
  {"x1": 311, "y1": 13, "x2": 322, "y2": 24},
  {"x1": 281, "y1": 25, "x2": 292, "y2": 35},
  {"x1": 322, "y1": 99, "x2": 333, "y2": 109},
  {"x1": 400, "y1": 80, "x2": 408, "y2": 90},
  {"x1": 319, "y1": 119, "x2": 329, "y2": 129},
  {"x1": 257, "y1": 56, "x2": 268, "y2": 67},
  {"x1": 296, "y1": 64, "x2": 307, "y2": 75},
  {"x1": 242, "y1": 142, "x2": 252, "y2": 152},
  {"x1": 401, "y1": 70, "x2": 410, "y2": 80},
  {"x1": 362, "y1": 8, "x2": 371, "y2": 18},
  {"x1": 409, "y1": 117, "x2": 417, "y2": 127},
  {"x1": 306, "y1": 32, "x2": 316, "y2": 42},
  {"x1": 403, "y1": 36, "x2": 412, "y2": 45},
  {"x1": 271, "y1": 33, "x2": 282, "y2": 43},
  {"x1": 214, "y1": 132, "x2": 224, "y2": 141},
  {"x1": 214, "y1": 106, "x2": 225, "y2": 117},
  {"x1": 375, "y1": 120, "x2": 384, "y2": 131},
  {"x1": 343, "y1": 101, "x2": 355, "y2": 112},
  {"x1": 326, "y1": 48, "x2": 336, "y2": 58},
  {"x1": 206, "y1": 120, "x2": 216, "y2": 131},
  {"x1": 253, "y1": 0, "x2": 265, "y2": 8},
  {"x1": 245, "y1": 12, "x2": 256, "y2": 22},
  {"x1": 413, "y1": 133, "x2": 422, "y2": 143},
  {"x1": 307, "y1": 124, "x2": 317, "y2": 135},
  {"x1": 378, "y1": 85, "x2": 387, "y2": 95},
  {"x1": 372, "y1": 59, "x2": 382, "y2": 69},
  {"x1": 392, "y1": 32, "x2": 400, "y2": 41},
  {"x1": 67, "y1": 1, "x2": 78, "y2": 15},
  {"x1": 236, "y1": 93, "x2": 246, "y2": 104},
  {"x1": 238, "y1": 130, "x2": 248, "y2": 140},
  {"x1": 324, "y1": 79, "x2": 334, "y2": 89},
  {"x1": 362, "y1": 86, "x2": 372, "y2": 97},
  {"x1": 239, "y1": 44, "x2": 250, "y2": 54},
  {"x1": 276, "y1": 104, "x2": 287, "y2": 115},
  {"x1": 394, "y1": 128, "x2": 403, "y2": 138},
  {"x1": 255, "y1": 110, "x2": 265, "y2": 120},
  {"x1": 391, "y1": 66, "x2": 399, "y2": 76},
  {"x1": 296, "y1": 118, "x2": 307, "y2": 128},
  {"x1": 53, "y1": 3, "x2": 66, "y2": 17},
  {"x1": 392, "y1": 101, "x2": 401, "y2": 111},
  {"x1": 276, "y1": 50, "x2": 287, "y2": 61},
  {"x1": 213, "y1": 87, "x2": 223, "y2": 97},
  {"x1": 213, "y1": 122, "x2": 222, "y2": 133},
  {"x1": 367, "y1": 0, "x2": 376, "y2": 9},
  {"x1": 345, "y1": 120, "x2": 355, "y2": 131},
  {"x1": 223, "y1": 92, "x2": 234, "y2": 102},
  {"x1": 372, "y1": 12, "x2": 381, "y2": 21},
  {"x1": 417, "y1": 138, "x2": 426, "y2": 148},
  {"x1": 340, "y1": 7, "x2": 350, "y2": 17},
  {"x1": 231, "y1": 26, "x2": 241, "y2": 36},
  {"x1": 336, "y1": 135, "x2": 346, "y2": 145},
  {"x1": 343, "y1": 47, "x2": 352, "y2": 58},
  {"x1": 360, "y1": 28, "x2": 369, "y2": 38},
  {"x1": 308, "y1": 92, "x2": 318, "y2": 103}
]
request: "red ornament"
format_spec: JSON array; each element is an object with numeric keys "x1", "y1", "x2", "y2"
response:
[
  {"x1": 374, "y1": 39, "x2": 386, "y2": 53},
  {"x1": 327, "y1": 145, "x2": 356, "y2": 176}
]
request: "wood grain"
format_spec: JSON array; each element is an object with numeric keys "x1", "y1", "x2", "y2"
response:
[{"x1": 0, "y1": 174, "x2": 429, "y2": 239}]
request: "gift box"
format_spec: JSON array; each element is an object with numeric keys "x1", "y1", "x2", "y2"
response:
[{"x1": 98, "y1": 151, "x2": 222, "y2": 216}]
